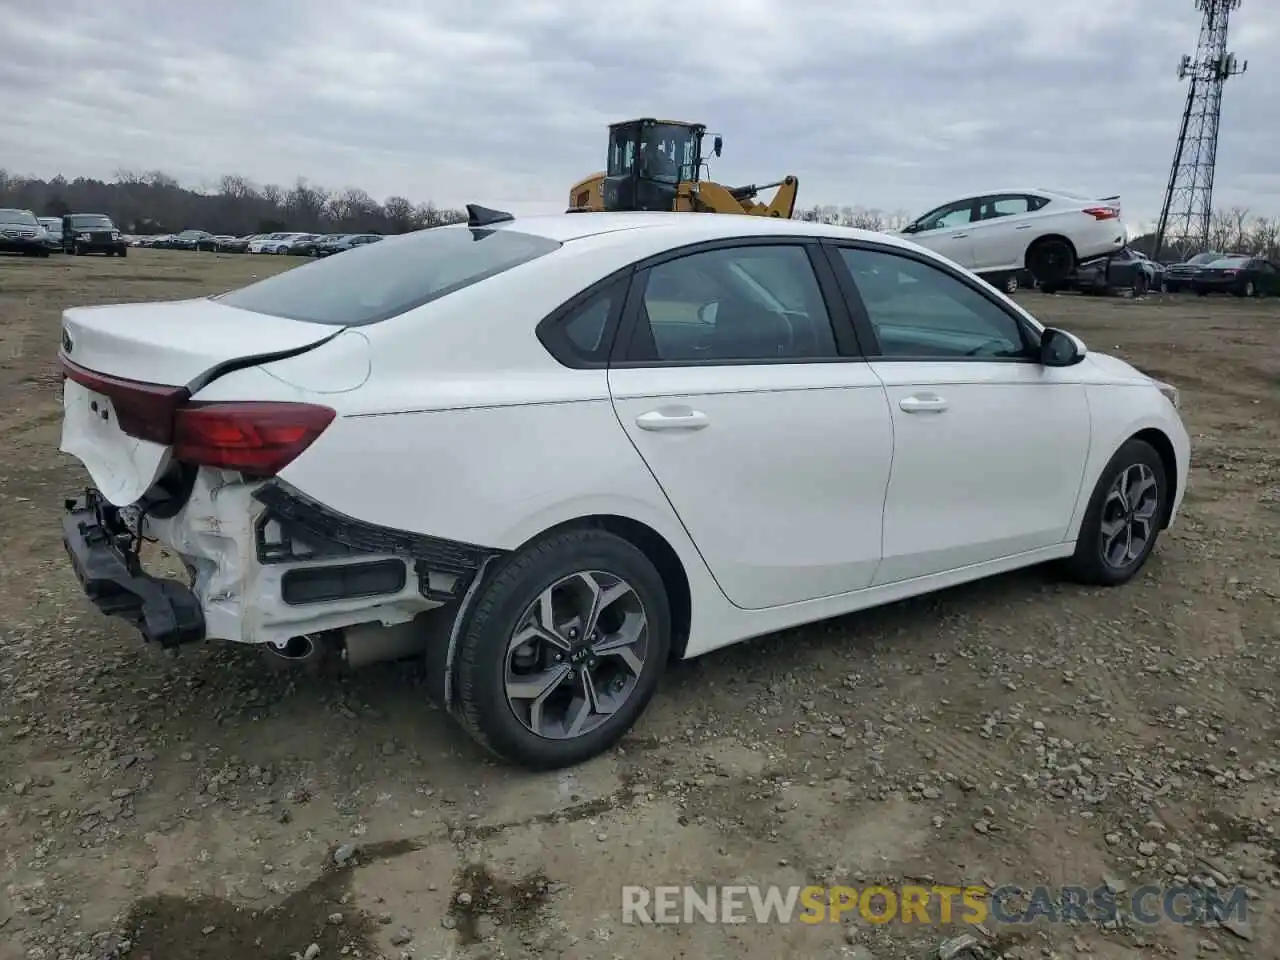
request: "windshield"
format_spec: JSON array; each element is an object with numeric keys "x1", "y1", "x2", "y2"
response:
[
  {"x1": 216, "y1": 226, "x2": 562, "y2": 326},
  {"x1": 1187, "y1": 252, "x2": 1221, "y2": 265},
  {"x1": 641, "y1": 123, "x2": 699, "y2": 183},
  {"x1": 69, "y1": 215, "x2": 114, "y2": 229},
  {"x1": 0, "y1": 209, "x2": 38, "y2": 226},
  {"x1": 1207, "y1": 257, "x2": 1248, "y2": 267}
]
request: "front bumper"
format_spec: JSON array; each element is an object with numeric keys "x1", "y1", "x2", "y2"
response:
[
  {"x1": 62, "y1": 490, "x2": 205, "y2": 647},
  {"x1": 0, "y1": 237, "x2": 46, "y2": 252}
]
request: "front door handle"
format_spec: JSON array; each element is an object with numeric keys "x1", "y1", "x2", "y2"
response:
[
  {"x1": 635, "y1": 407, "x2": 710, "y2": 431},
  {"x1": 1015, "y1": 224, "x2": 1031, "y2": 230},
  {"x1": 949, "y1": 233, "x2": 969, "y2": 239},
  {"x1": 899, "y1": 394, "x2": 949, "y2": 413}
]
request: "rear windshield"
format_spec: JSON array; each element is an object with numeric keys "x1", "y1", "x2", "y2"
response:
[{"x1": 216, "y1": 226, "x2": 562, "y2": 325}]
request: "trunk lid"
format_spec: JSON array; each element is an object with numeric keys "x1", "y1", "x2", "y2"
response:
[{"x1": 59, "y1": 298, "x2": 341, "y2": 505}]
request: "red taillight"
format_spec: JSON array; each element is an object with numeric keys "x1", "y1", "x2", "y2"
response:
[
  {"x1": 1082, "y1": 206, "x2": 1119, "y2": 220},
  {"x1": 60, "y1": 354, "x2": 188, "y2": 444},
  {"x1": 173, "y1": 402, "x2": 335, "y2": 476}
]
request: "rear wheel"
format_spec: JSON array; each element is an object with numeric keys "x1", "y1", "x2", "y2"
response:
[
  {"x1": 1026, "y1": 238, "x2": 1076, "y2": 285},
  {"x1": 1064, "y1": 439, "x2": 1167, "y2": 586},
  {"x1": 455, "y1": 528, "x2": 671, "y2": 769},
  {"x1": 1132, "y1": 272, "x2": 1149, "y2": 297}
]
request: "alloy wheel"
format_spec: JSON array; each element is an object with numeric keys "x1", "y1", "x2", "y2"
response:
[
  {"x1": 504, "y1": 570, "x2": 649, "y2": 740},
  {"x1": 1099, "y1": 463, "x2": 1159, "y2": 569}
]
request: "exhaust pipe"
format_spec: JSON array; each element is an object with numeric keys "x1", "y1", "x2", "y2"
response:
[{"x1": 262, "y1": 632, "x2": 334, "y2": 670}]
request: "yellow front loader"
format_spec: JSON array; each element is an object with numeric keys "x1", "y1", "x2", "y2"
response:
[{"x1": 568, "y1": 119, "x2": 798, "y2": 218}]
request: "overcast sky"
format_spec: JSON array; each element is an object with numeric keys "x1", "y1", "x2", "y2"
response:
[{"x1": 1, "y1": 0, "x2": 1276, "y2": 228}]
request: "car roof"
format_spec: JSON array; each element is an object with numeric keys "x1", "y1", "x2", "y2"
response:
[{"x1": 467, "y1": 211, "x2": 921, "y2": 251}]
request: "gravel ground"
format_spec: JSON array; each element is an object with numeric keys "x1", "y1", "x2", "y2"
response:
[{"x1": 0, "y1": 250, "x2": 1277, "y2": 960}]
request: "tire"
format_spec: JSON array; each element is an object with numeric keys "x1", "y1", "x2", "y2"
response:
[
  {"x1": 1132, "y1": 272, "x2": 1149, "y2": 297},
  {"x1": 74, "y1": 243, "x2": 85, "y2": 256},
  {"x1": 1004, "y1": 274, "x2": 1018, "y2": 294},
  {"x1": 1196, "y1": 288, "x2": 1207, "y2": 297},
  {"x1": 1026, "y1": 238, "x2": 1076, "y2": 285},
  {"x1": 1064, "y1": 439, "x2": 1168, "y2": 587},
  {"x1": 455, "y1": 527, "x2": 671, "y2": 769},
  {"x1": 1244, "y1": 280, "x2": 1256, "y2": 297},
  {"x1": 119, "y1": 247, "x2": 127, "y2": 257},
  {"x1": 1165, "y1": 283, "x2": 1180, "y2": 294}
]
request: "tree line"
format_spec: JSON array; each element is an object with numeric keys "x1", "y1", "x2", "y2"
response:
[
  {"x1": 0, "y1": 169, "x2": 468, "y2": 236},
  {"x1": 1, "y1": 169, "x2": 1276, "y2": 260}
]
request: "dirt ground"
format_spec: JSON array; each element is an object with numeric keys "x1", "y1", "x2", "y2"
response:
[{"x1": 0, "y1": 250, "x2": 1277, "y2": 960}]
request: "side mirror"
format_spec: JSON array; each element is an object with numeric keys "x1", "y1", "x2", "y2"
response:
[
  {"x1": 901, "y1": 223, "x2": 918, "y2": 234},
  {"x1": 712, "y1": 136, "x2": 723, "y2": 157},
  {"x1": 1040, "y1": 327, "x2": 1086, "y2": 367}
]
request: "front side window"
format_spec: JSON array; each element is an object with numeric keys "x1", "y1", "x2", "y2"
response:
[
  {"x1": 642, "y1": 123, "x2": 698, "y2": 183},
  {"x1": 632, "y1": 244, "x2": 838, "y2": 363},
  {"x1": 217, "y1": 226, "x2": 561, "y2": 326},
  {"x1": 915, "y1": 201, "x2": 974, "y2": 232},
  {"x1": 838, "y1": 247, "x2": 1032, "y2": 360}
]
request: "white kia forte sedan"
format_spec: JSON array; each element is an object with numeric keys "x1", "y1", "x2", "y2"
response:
[{"x1": 58, "y1": 206, "x2": 1190, "y2": 769}]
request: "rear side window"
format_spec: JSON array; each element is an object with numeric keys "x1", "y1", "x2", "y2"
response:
[{"x1": 216, "y1": 226, "x2": 562, "y2": 326}]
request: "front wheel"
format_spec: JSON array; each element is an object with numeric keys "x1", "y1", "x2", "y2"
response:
[
  {"x1": 454, "y1": 528, "x2": 671, "y2": 769},
  {"x1": 1244, "y1": 280, "x2": 1257, "y2": 297},
  {"x1": 1064, "y1": 439, "x2": 1168, "y2": 586}
]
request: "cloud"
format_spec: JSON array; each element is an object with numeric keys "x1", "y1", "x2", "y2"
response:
[{"x1": 1, "y1": 0, "x2": 1276, "y2": 226}]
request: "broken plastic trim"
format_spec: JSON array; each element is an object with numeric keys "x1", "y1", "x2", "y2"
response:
[{"x1": 253, "y1": 479, "x2": 504, "y2": 576}]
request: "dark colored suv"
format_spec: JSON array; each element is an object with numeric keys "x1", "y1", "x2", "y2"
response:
[
  {"x1": 0, "y1": 208, "x2": 51, "y2": 257},
  {"x1": 63, "y1": 213, "x2": 128, "y2": 256}
]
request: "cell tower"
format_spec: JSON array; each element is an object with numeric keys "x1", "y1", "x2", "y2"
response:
[{"x1": 1153, "y1": 0, "x2": 1247, "y2": 260}]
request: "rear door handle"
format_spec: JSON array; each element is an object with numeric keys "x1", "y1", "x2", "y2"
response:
[
  {"x1": 899, "y1": 394, "x2": 949, "y2": 413},
  {"x1": 635, "y1": 407, "x2": 709, "y2": 431},
  {"x1": 1015, "y1": 224, "x2": 1031, "y2": 230}
]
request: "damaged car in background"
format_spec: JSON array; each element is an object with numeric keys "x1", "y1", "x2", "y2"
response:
[{"x1": 59, "y1": 206, "x2": 1190, "y2": 770}]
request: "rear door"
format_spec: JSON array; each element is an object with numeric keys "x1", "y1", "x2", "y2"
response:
[
  {"x1": 606, "y1": 239, "x2": 894, "y2": 610},
  {"x1": 966, "y1": 194, "x2": 1041, "y2": 272}
]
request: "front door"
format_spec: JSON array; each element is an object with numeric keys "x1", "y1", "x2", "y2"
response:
[
  {"x1": 608, "y1": 241, "x2": 894, "y2": 609},
  {"x1": 826, "y1": 242, "x2": 1092, "y2": 583}
]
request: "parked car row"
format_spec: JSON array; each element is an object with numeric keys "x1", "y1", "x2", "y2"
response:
[
  {"x1": 0, "y1": 209, "x2": 128, "y2": 257},
  {"x1": 122, "y1": 230, "x2": 386, "y2": 256}
]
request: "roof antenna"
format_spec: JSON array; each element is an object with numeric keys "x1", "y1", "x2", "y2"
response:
[{"x1": 466, "y1": 204, "x2": 515, "y2": 228}]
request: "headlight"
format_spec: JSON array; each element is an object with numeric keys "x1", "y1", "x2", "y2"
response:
[
  {"x1": 78, "y1": 233, "x2": 91, "y2": 241},
  {"x1": 1154, "y1": 380, "x2": 1179, "y2": 409}
]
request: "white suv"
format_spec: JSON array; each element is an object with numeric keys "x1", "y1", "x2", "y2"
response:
[{"x1": 901, "y1": 189, "x2": 1126, "y2": 285}]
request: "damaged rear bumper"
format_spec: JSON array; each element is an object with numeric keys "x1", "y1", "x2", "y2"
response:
[
  {"x1": 61, "y1": 474, "x2": 504, "y2": 650},
  {"x1": 62, "y1": 491, "x2": 205, "y2": 647}
]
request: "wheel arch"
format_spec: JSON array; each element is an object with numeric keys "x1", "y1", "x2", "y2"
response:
[
  {"x1": 509, "y1": 514, "x2": 694, "y2": 661},
  {"x1": 1130, "y1": 427, "x2": 1179, "y2": 529},
  {"x1": 1024, "y1": 233, "x2": 1078, "y2": 268}
]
